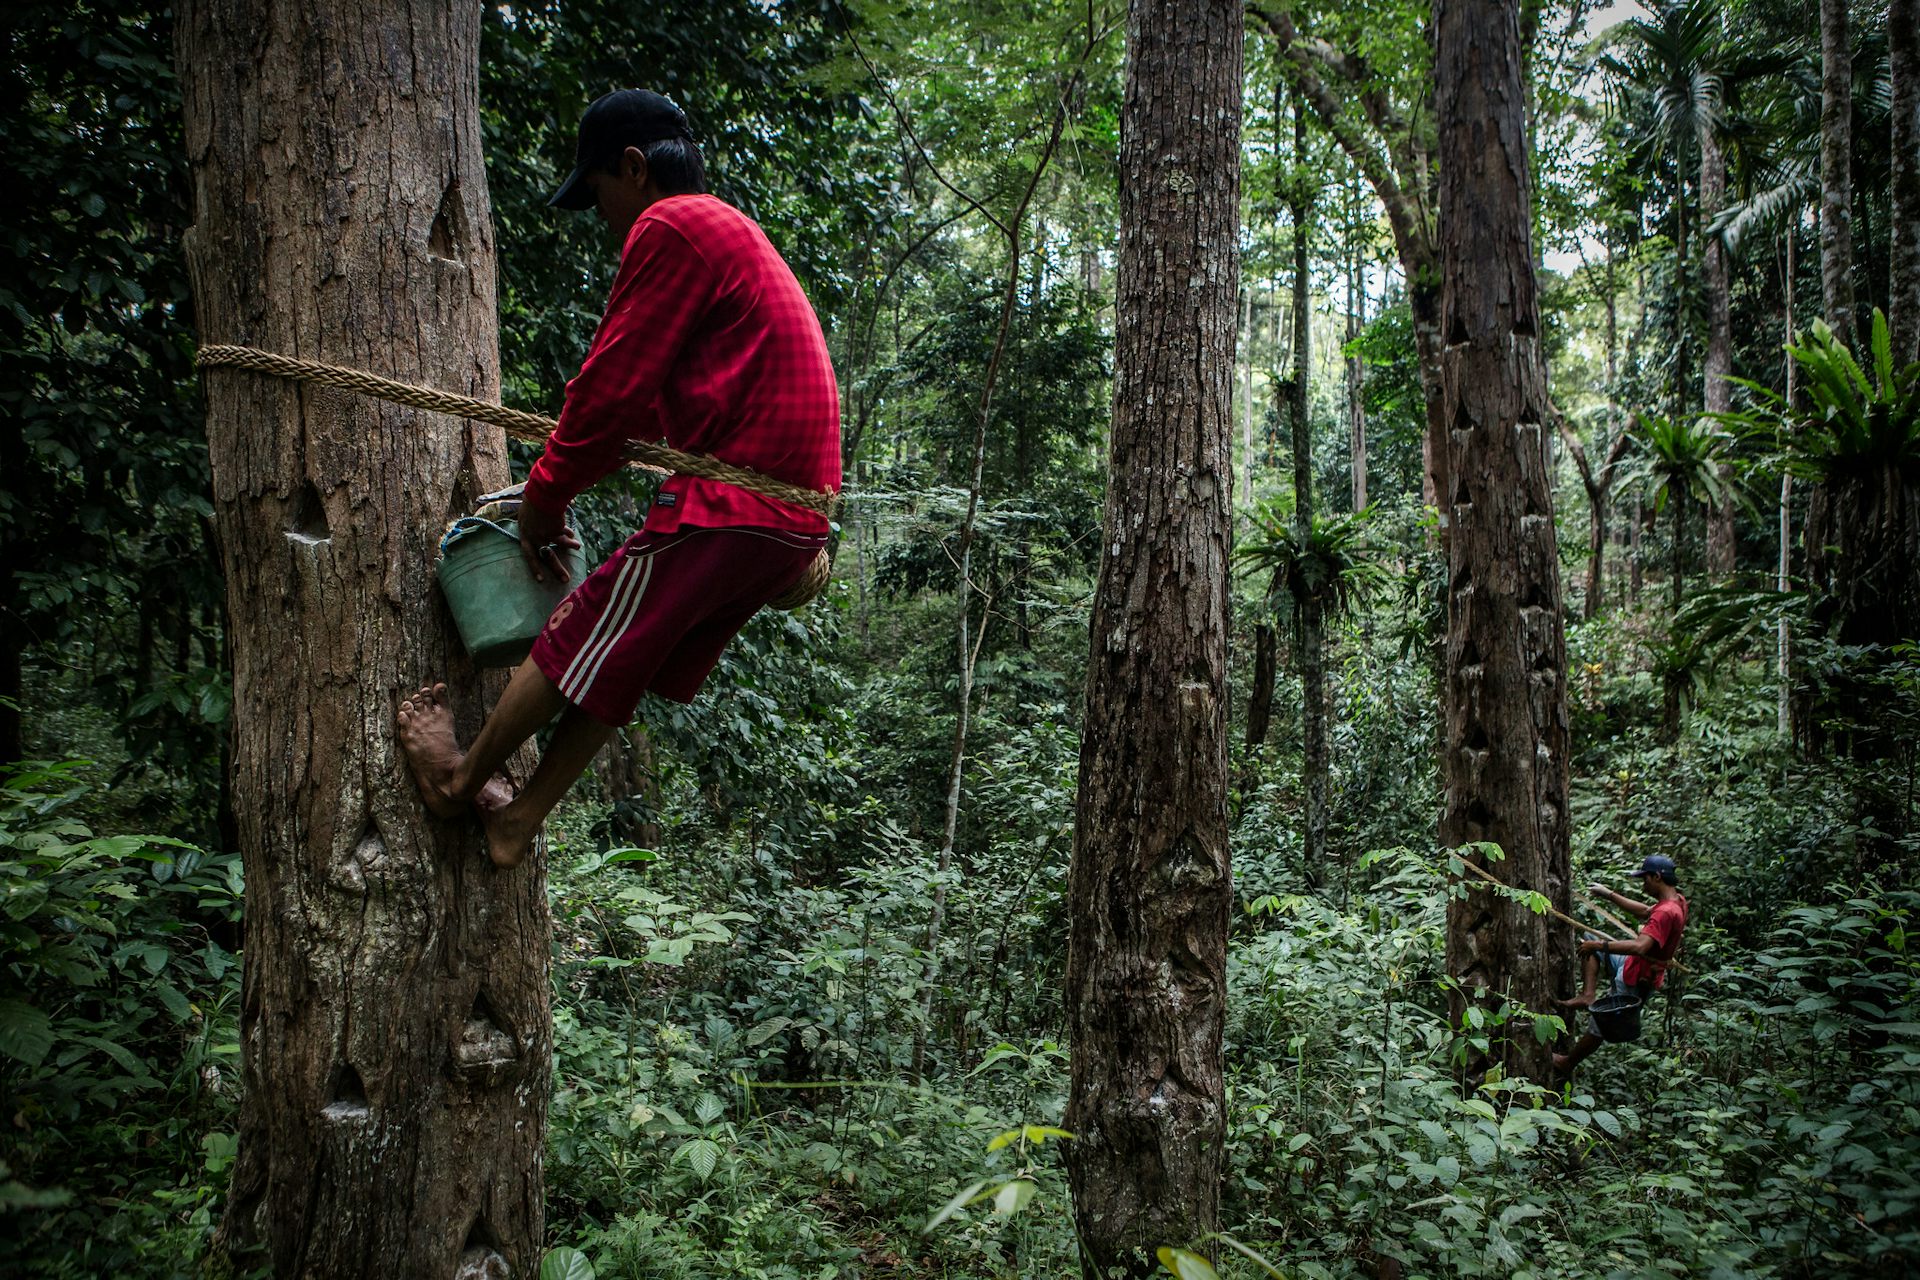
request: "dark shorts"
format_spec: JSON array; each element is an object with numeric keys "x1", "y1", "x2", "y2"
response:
[{"x1": 530, "y1": 526, "x2": 826, "y2": 725}]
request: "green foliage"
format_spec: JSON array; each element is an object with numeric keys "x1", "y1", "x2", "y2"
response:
[
  {"x1": 0, "y1": 760, "x2": 240, "y2": 1276},
  {"x1": 1238, "y1": 504, "x2": 1391, "y2": 624},
  {"x1": 1780, "y1": 311, "x2": 1920, "y2": 482},
  {"x1": 0, "y1": 2, "x2": 225, "y2": 816}
]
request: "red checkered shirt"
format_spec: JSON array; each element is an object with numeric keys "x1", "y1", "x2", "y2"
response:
[{"x1": 522, "y1": 194, "x2": 841, "y2": 535}]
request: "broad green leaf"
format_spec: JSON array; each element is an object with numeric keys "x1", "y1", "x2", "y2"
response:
[
  {"x1": 1157, "y1": 1247, "x2": 1223, "y2": 1280},
  {"x1": 0, "y1": 999, "x2": 53, "y2": 1067},
  {"x1": 990, "y1": 1178, "x2": 1036, "y2": 1216},
  {"x1": 678, "y1": 1138, "x2": 720, "y2": 1180},
  {"x1": 538, "y1": 1247, "x2": 596, "y2": 1280},
  {"x1": 745, "y1": 1016, "x2": 792, "y2": 1046}
]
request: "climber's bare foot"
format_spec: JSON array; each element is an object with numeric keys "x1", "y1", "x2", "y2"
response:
[
  {"x1": 1551, "y1": 1052, "x2": 1574, "y2": 1076},
  {"x1": 397, "y1": 683, "x2": 469, "y2": 819},
  {"x1": 1555, "y1": 993, "x2": 1597, "y2": 1010},
  {"x1": 479, "y1": 793, "x2": 539, "y2": 870}
]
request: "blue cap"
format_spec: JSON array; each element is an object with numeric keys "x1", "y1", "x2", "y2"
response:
[{"x1": 1624, "y1": 854, "x2": 1678, "y2": 885}]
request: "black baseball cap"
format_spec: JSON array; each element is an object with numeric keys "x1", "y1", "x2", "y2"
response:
[
  {"x1": 1624, "y1": 854, "x2": 1678, "y2": 885},
  {"x1": 548, "y1": 89, "x2": 696, "y2": 211}
]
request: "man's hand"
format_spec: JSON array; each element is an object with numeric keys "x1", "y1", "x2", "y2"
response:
[
  {"x1": 517, "y1": 501, "x2": 582, "y2": 584},
  {"x1": 1579, "y1": 937, "x2": 1607, "y2": 955},
  {"x1": 1587, "y1": 882, "x2": 1615, "y2": 901}
]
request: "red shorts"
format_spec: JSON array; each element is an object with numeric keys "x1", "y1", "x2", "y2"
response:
[{"x1": 531, "y1": 526, "x2": 826, "y2": 725}]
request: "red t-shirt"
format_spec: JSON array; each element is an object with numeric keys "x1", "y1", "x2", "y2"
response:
[
  {"x1": 522, "y1": 194, "x2": 841, "y2": 535},
  {"x1": 1622, "y1": 895, "x2": 1687, "y2": 990}
]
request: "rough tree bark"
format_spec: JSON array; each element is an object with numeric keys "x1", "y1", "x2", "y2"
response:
[
  {"x1": 1894, "y1": 0, "x2": 1919, "y2": 364},
  {"x1": 1288, "y1": 93, "x2": 1329, "y2": 881},
  {"x1": 1065, "y1": 0, "x2": 1240, "y2": 1270},
  {"x1": 1820, "y1": 0, "x2": 1856, "y2": 347},
  {"x1": 176, "y1": 4, "x2": 549, "y2": 1274},
  {"x1": 1434, "y1": 0, "x2": 1573, "y2": 1083},
  {"x1": 1347, "y1": 178, "x2": 1368, "y2": 514},
  {"x1": 1702, "y1": 122, "x2": 1737, "y2": 577}
]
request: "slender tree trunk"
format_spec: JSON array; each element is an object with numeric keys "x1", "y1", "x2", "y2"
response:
[
  {"x1": 1780, "y1": 226, "x2": 1799, "y2": 740},
  {"x1": 1245, "y1": 620, "x2": 1279, "y2": 750},
  {"x1": 1348, "y1": 179, "x2": 1368, "y2": 513},
  {"x1": 1242, "y1": 285, "x2": 1256, "y2": 502},
  {"x1": 176, "y1": 4, "x2": 549, "y2": 1273},
  {"x1": 1065, "y1": 0, "x2": 1239, "y2": 1269},
  {"x1": 1702, "y1": 125, "x2": 1737, "y2": 576},
  {"x1": 1630, "y1": 492, "x2": 1644, "y2": 599},
  {"x1": 1435, "y1": 0, "x2": 1573, "y2": 1084},
  {"x1": 1893, "y1": 0, "x2": 1920, "y2": 363},
  {"x1": 1821, "y1": 0, "x2": 1856, "y2": 346},
  {"x1": 1672, "y1": 494, "x2": 1688, "y2": 615},
  {"x1": 1289, "y1": 94, "x2": 1328, "y2": 881},
  {"x1": 1673, "y1": 181, "x2": 1692, "y2": 426}
]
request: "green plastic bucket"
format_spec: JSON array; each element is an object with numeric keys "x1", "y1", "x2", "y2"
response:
[{"x1": 436, "y1": 517, "x2": 584, "y2": 668}]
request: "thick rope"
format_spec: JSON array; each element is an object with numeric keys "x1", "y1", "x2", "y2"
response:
[{"x1": 196, "y1": 344, "x2": 838, "y2": 518}]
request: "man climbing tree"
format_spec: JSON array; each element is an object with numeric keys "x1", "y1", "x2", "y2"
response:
[
  {"x1": 1432, "y1": 0, "x2": 1575, "y2": 1081},
  {"x1": 1065, "y1": 0, "x2": 1240, "y2": 1271},
  {"x1": 176, "y1": 2, "x2": 550, "y2": 1272},
  {"x1": 395, "y1": 89, "x2": 840, "y2": 869},
  {"x1": 1555, "y1": 855, "x2": 1690, "y2": 1077}
]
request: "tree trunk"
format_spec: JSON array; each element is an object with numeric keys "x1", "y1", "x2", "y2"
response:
[
  {"x1": 1434, "y1": 0, "x2": 1573, "y2": 1084},
  {"x1": 1820, "y1": 0, "x2": 1856, "y2": 345},
  {"x1": 1348, "y1": 179, "x2": 1368, "y2": 514},
  {"x1": 1672, "y1": 494, "x2": 1688, "y2": 615},
  {"x1": 1702, "y1": 124, "x2": 1737, "y2": 576},
  {"x1": 1289, "y1": 94, "x2": 1328, "y2": 880},
  {"x1": 1673, "y1": 179, "x2": 1692, "y2": 427},
  {"x1": 1780, "y1": 226, "x2": 1800, "y2": 741},
  {"x1": 175, "y1": 3, "x2": 549, "y2": 1274},
  {"x1": 1893, "y1": 0, "x2": 1920, "y2": 363},
  {"x1": 1245, "y1": 619, "x2": 1278, "y2": 751},
  {"x1": 1065, "y1": 0, "x2": 1239, "y2": 1269},
  {"x1": 1242, "y1": 285, "x2": 1256, "y2": 503}
]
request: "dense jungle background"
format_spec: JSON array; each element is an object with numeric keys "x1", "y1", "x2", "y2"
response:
[{"x1": 4, "y1": 0, "x2": 1918, "y2": 1275}]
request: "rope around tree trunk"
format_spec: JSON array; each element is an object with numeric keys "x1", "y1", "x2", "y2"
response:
[{"x1": 196, "y1": 343, "x2": 833, "y2": 610}]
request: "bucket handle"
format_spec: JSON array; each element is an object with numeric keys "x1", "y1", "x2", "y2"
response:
[{"x1": 438, "y1": 514, "x2": 520, "y2": 558}]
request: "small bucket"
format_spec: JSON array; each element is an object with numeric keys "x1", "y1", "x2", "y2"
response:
[
  {"x1": 1588, "y1": 992, "x2": 1644, "y2": 1044},
  {"x1": 436, "y1": 517, "x2": 584, "y2": 668}
]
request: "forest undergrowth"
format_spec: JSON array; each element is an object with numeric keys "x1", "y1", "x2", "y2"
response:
[{"x1": 6, "y1": 597, "x2": 1916, "y2": 1279}]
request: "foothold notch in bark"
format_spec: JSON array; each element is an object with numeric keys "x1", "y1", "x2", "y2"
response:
[
  {"x1": 322, "y1": 1062, "x2": 369, "y2": 1120},
  {"x1": 427, "y1": 181, "x2": 467, "y2": 263},
  {"x1": 455, "y1": 989, "x2": 519, "y2": 1080},
  {"x1": 287, "y1": 479, "x2": 331, "y2": 546},
  {"x1": 454, "y1": 1215, "x2": 509, "y2": 1280}
]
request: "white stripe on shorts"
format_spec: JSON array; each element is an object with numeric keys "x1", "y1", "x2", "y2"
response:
[
  {"x1": 564, "y1": 552, "x2": 657, "y2": 702},
  {"x1": 557, "y1": 552, "x2": 641, "y2": 697}
]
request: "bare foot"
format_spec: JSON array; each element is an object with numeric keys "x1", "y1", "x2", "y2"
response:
[
  {"x1": 1555, "y1": 993, "x2": 1597, "y2": 1010},
  {"x1": 478, "y1": 792, "x2": 539, "y2": 870},
  {"x1": 1551, "y1": 1052, "x2": 1573, "y2": 1076},
  {"x1": 397, "y1": 683, "x2": 469, "y2": 819}
]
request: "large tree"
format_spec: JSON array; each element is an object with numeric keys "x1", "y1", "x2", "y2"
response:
[
  {"x1": 1819, "y1": 0, "x2": 1855, "y2": 345},
  {"x1": 1065, "y1": 0, "x2": 1240, "y2": 1270},
  {"x1": 1893, "y1": 0, "x2": 1919, "y2": 364},
  {"x1": 176, "y1": 3, "x2": 549, "y2": 1272},
  {"x1": 1433, "y1": 0, "x2": 1573, "y2": 1081}
]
